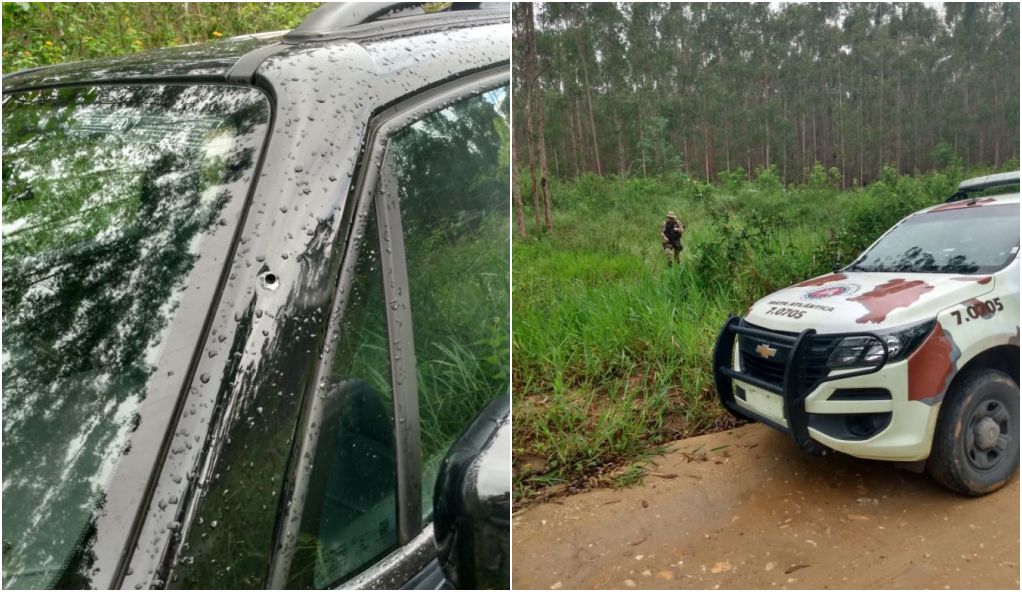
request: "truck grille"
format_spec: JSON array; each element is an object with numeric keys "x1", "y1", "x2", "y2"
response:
[
  {"x1": 737, "y1": 323, "x2": 833, "y2": 392},
  {"x1": 739, "y1": 350, "x2": 787, "y2": 383}
]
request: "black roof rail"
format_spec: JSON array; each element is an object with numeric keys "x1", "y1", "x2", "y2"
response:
[{"x1": 284, "y1": 2, "x2": 505, "y2": 43}]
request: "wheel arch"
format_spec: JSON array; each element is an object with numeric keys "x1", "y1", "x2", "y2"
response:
[
  {"x1": 930, "y1": 343, "x2": 1019, "y2": 446},
  {"x1": 926, "y1": 344, "x2": 1020, "y2": 495},
  {"x1": 953, "y1": 344, "x2": 1021, "y2": 388}
]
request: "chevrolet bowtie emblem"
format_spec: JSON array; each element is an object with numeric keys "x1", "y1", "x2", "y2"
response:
[{"x1": 755, "y1": 343, "x2": 777, "y2": 359}]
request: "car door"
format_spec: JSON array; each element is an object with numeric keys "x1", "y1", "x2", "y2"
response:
[
  {"x1": 162, "y1": 66, "x2": 509, "y2": 590},
  {"x1": 265, "y1": 66, "x2": 510, "y2": 590}
]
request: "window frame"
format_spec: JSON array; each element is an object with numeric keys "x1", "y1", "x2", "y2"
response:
[{"x1": 265, "y1": 65, "x2": 509, "y2": 589}]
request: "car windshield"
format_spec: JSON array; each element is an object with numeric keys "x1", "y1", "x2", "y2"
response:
[
  {"x1": 1, "y1": 84, "x2": 269, "y2": 589},
  {"x1": 851, "y1": 202, "x2": 1020, "y2": 274}
]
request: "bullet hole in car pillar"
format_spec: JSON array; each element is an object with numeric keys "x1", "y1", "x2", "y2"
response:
[
  {"x1": 907, "y1": 323, "x2": 960, "y2": 405},
  {"x1": 795, "y1": 272, "x2": 847, "y2": 287},
  {"x1": 260, "y1": 271, "x2": 280, "y2": 291},
  {"x1": 848, "y1": 278, "x2": 935, "y2": 324}
]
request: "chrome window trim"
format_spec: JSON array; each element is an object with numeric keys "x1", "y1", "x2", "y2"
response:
[{"x1": 336, "y1": 524, "x2": 437, "y2": 591}]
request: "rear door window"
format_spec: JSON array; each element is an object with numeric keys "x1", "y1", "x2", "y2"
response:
[
  {"x1": 283, "y1": 204, "x2": 397, "y2": 589},
  {"x1": 276, "y1": 82, "x2": 509, "y2": 589},
  {"x1": 385, "y1": 85, "x2": 511, "y2": 517},
  {"x1": 1, "y1": 84, "x2": 270, "y2": 589}
]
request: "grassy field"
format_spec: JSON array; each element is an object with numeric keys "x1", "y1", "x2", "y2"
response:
[{"x1": 511, "y1": 164, "x2": 1014, "y2": 504}]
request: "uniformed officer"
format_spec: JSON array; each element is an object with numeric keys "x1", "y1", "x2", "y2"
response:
[{"x1": 661, "y1": 211, "x2": 684, "y2": 266}]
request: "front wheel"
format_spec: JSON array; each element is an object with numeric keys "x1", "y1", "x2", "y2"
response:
[{"x1": 927, "y1": 368, "x2": 1019, "y2": 496}]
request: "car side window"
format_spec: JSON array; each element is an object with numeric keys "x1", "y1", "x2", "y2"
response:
[
  {"x1": 284, "y1": 205, "x2": 398, "y2": 589},
  {"x1": 381, "y1": 85, "x2": 511, "y2": 518},
  {"x1": 278, "y1": 83, "x2": 510, "y2": 589}
]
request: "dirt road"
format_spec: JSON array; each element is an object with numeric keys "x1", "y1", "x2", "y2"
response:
[{"x1": 513, "y1": 424, "x2": 1019, "y2": 590}]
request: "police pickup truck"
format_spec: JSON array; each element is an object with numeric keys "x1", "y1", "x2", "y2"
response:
[{"x1": 714, "y1": 172, "x2": 1020, "y2": 496}]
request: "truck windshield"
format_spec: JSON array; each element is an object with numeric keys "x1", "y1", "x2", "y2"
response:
[
  {"x1": 1, "y1": 84, "x2": 269, "y2": 588},
  {"x1": 852, "y1": 202, "x2": 1020, "y2": 274}
]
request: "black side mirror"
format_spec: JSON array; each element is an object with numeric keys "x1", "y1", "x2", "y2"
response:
[{"x1": 432, "y1": 395, "x2": 510, "y2": 590}]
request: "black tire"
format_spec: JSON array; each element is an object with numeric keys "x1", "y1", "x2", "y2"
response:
[{"x1": 927, "y1": 368, "x2": 1019, "y2": 496}]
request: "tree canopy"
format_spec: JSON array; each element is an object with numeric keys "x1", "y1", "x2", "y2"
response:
[{"x1": 514, "y1": 2, "x2": 1020, "y2": 187}]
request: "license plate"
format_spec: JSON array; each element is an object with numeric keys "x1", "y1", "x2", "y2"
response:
[{"x1": 741, "y1": 383, "x2": 786, "y2": 423}]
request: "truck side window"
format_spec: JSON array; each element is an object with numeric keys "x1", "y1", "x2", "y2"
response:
[{"x1": 379, "y1": 85, "x2": 511, "y2": 518}]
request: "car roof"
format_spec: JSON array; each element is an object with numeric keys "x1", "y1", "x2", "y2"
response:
[{"x1": 1, "y1": 4, "x2": 508, "y2": 93}]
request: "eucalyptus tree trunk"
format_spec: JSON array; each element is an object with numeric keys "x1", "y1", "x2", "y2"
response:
[
  {"x1": 838, "y1": 67, "x2": 846, "y2": 188},
  {"x1": 574, "y1": 19, "x2": 602, "y2": 176},
  {"x1": 522, "y1": 53, "x2": 541, "y2": 232},
  {"x1": 524, "y1": 3, "x2": 553, "y2": 231},
  {"x1": 512, "y1": 129, "x2": 526, "y2": 238},
  {"x1": 615, "y1": 112, "x2": 627, "y2": 175},
  {"x1": 521, "y1": 6, "x2": 541, "y2": 232}
]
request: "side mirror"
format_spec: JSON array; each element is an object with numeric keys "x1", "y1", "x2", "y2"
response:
[{"x1": 432, "y1": 395, "x2": 510, "y2": 590}]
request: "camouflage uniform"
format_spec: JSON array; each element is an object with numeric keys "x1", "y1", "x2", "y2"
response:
[{"x1": 661, "y1": 212, "x2": 684, "y2": 266}]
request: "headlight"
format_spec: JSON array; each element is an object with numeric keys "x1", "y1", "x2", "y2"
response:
[{"x1": 826, "y1": 319, "x2": 936, "y2": 368}]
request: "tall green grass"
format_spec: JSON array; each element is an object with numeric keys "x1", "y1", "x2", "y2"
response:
[{"x1": 513, "y1": 163, "x2": 1015, "y2": 502}]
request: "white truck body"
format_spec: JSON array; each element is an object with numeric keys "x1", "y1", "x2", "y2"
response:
[{"x1": 714, "y1": 177, "x2": 1019, "y2": 482}]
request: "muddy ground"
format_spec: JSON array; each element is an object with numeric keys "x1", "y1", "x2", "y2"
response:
[{"x1": 512, "y1": 423, "x2": 1019, "y2": 590}]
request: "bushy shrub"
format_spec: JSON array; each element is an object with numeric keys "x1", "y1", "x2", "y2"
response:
[
  {"x1": 622, "y1": 175, "x2": 662, "y2": 198},
  {"x1": 923, "y1": 171, "x2": 955, "y2": 199},
  {"x1": 686, "y1": 179, "x2": 714, "y2": 202},
  {"x1": 568, "y1": 173, "x2": 611, "y2": 207},
  {"x1": 807, "y1": 162, "x2": 829, "y2": 189},
  {"x1": 636, "y1": 116, "x2": 683, "y2": 175},
  {"x1": 661, "y1": 170, "x2": 694, "y2": 190},
  {"x1": 753, "y1": 164, "x2": 782, "y2": 192},
  {"x1": 717, "y1": 167, "x2": 748, "y2": 193},
  {"x1": 931, "y1": 141, "x2": 964, "y2": 172}
]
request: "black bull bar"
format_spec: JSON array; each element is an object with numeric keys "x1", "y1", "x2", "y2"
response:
[{"x1": 712, "y1": 315, "x2": 889, "y2": 454}]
